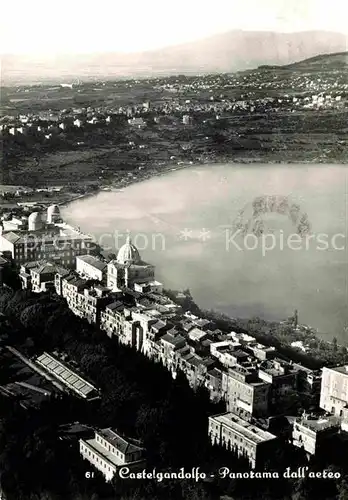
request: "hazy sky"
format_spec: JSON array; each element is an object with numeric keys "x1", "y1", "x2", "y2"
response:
[{"x1": 1, "y1": 0, "x2": 347, "y2": 54}]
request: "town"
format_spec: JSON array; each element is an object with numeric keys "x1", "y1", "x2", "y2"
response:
[
  {"x1": 1, "y1": 203, "x2": 348, "y2": 499},
  {"x1": 1, "y1": 53, "x2": 347, "y2": 198}
]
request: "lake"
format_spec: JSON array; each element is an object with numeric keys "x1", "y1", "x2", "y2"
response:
[{"x1": 62, "y1": 164, "x2": 348, "y2": 342}]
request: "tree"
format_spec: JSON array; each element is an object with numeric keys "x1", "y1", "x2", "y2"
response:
[
  {"x1": 1, "y1": 266, "x2": 21, "y2": 290},
  {"x1": 20, "y1": 303, "x2": 48, "y2": 329},
  {"x1": 337, "y1": 476, "x2": 348, "y2": 500}
]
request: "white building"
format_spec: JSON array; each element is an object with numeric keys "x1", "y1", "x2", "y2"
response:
[
  {"x1": 320, "y1": 366, "x2": 348, "y2": 416},
  {"x1": 79, "y1": 428, "x2": 146, "y2": 481},
  {"x1": 76, "y1": 255, "x2": 107, "y2": 282},
  {"x1": 209, "y1": 412, "x2": 277, "y2": 468},
  {"x1": 0, "y1": 207, "x2": 97, "y2": 268},
  {"x1": 292, "y1": 413, "x2": 340, "y2": 456}
]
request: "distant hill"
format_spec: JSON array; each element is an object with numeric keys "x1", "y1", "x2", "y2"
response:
[
  {"x1": 257, "y1": 51, "x2": 348, "y2": 71},
  {"x1": 285, "y1": 51, "x2": 348, "y2": 69},
  {"x1": 2, "y1": 30, "x2": 347, "y2": 83}
]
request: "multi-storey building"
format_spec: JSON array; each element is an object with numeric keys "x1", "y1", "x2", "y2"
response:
[
  {"x1": 178, "y1": 350, "x2": 215, "y2": 389},
  {"x1": 245, "y1": 343, "x2": 276, "y2": 361},
  {"x1": 20, "y1": 261, "x2": 59, "y2": 292},
  {"x1": 79, "y1": 428, "x2": 146, "y2": 481},
  {"x1": 54, "y1": 267, "x2": 72, "y2": 295},
  {"x1": 292, "y1": 363, "x2": 322, "y2": 407},
  {"x1": 212, "y1": 345, "x2": 250, "y2": 369},
  {"x1": 160, "y1": 331, "x2": 188, "y2": 372},
  {"x1": 0, "y1": 206, "x2": 97, "y2": 268},
  {"x1": 222, "y1": 366, "x2": 270, "y2": 419},
  {"x1": 144, "y1": 319, "x2": 169, "y2": 362},
  {"x1": 76, "y1": 255, "x2": 107, "y2": 282},
  {"x1": 188, "y1": 327, "x2": 210, "y2": 343},
  {"x1": 205, "y1": 367, "x2": 223, "y2": 402},
  {"x1": 209, "y1": 412, "x2": 278, "y2": 468},
  {"x1": 258, "y1": 358, "x2": 298, "y2": 411},
  {"x1": 0, "y1": 254, "x2": 9, "y2": 285},
  {"x1": 292, "y1": 413, "x2": 340, "y2": 456},
  {"x1": 59, "y1": 274, "x2": 113, "y2": 325},
  {"x1": 320, "y1": 366, "x2": 348, "y2": 416},
  {"x1": 100, "y1": 301, "x2": 127, "y2": 338}
]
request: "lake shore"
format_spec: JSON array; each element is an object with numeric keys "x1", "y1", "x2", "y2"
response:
[
  {"x1": 62, "y1": 162, "x2": 347, "y2": 342},
  {"x1": 57, "y1": 155, "x2": 344, "y2": 209}
]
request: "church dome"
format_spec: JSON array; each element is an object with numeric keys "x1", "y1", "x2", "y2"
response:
[
  {"x1": 117, "y1": 235, "x2": 141, "y2": 265},
  {"x1": 47, "y1": 204, "x2": 61, "y2": 223},
  {"x1": 28, "y1": 211, "x2": 43, "y2": 231},
  {"x1": 28, "y1": 212, "x2": 41, "y2": 222}
]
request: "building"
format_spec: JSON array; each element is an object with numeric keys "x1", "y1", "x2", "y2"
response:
[
  {"x1": 79, "y1": 428, "x2": 146, "y2": 481},
  {"x1": 292, "y1": 413, "x2": 340, "y2": 456},
  {"x1": 0, "y1": 254, "x2": 9, "y2": 285},
  {"x1": 292, "y1": 363, "x2": 322, "y2": 407},
  {"x1": 1, "y1": 216, "x2": 28, "y2": 232},
  {"x1": 19, "y1": 261, "x2": 57, "y2": 292},
  {"x1": 54, "y1": 266, "x2": 72, "y2": 295},
  {"x1": 210, "y1": 342, "x2": 250, "y2": 369},
  {"x1": 320, "y1": 366, "x2": 348, "y2": 416},
  {"x1": 107, "y1": 236, "x2": 155, "y2": 291},
  {"x1": 188, "y1": 327, "x2": 209, "y2": 343},
  {"x1": 134, "y1": 280, "x2": 163, "y2": 294},
  {"x1": 35, "y1": 352, "x2": 100, "y2": 401},
  {"x1": 178, "y1": 351, "x2": 215, "y2": 389},
  {"x1": 222, "y1": 366, "x2": 270, "y2": 419},
  {"x1": 160, "y1": 331, "x2": 189, "y2": 375},
  {"x1": 183, "y1": 115, "x2": 193, "y2": 125},
  {"x1": 209, "y1": 412, "x2": 278, "y2": 468},
  {"x1": 76, "y1": 254, "x2": 107, "y2": 282},
  {"x1": 0, "y1": 206, "x2": 97, "y2": 268},
  {"x1": 205, "y1": 367, "x2": 223, "y2": 402},
  {"x1": 127, "y1": 117, "x2": 146, "y2": 128},
  {"x1": 258, "y1": 358, "x2": 298, "y2": 411},
  {"x1": 100, "y1": 301, "x2": 126, "y2": 339},
  {"x1": 246, "y1": 343, "x2": 276, "y2": 361},
  {"x1": 58, "y1": 273, "x2": 113, "y2": 325}
]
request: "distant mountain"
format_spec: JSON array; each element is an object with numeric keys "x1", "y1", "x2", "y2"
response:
[{"x1": 2, "y1": 30, "x2": 347, "y2": 83}]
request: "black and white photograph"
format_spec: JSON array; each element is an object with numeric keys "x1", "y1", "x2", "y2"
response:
[{"x1": 0, "y1": 1, "x2": 348, "y2": 499}]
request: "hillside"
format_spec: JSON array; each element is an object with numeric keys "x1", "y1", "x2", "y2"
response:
[
  {"x1": 2, "y1": 30, "x2": 347, "y2": 83},
  {"x1": 285, "y1": 51, "x2": 348, "y2": 69},
  {"x1": 257, "y1": 51, "x2": 348, "y2": 72}
]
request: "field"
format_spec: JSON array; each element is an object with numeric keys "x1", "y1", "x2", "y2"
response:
[{"x1": 1, "y1": 55, "x2": 347, "y2": 197}]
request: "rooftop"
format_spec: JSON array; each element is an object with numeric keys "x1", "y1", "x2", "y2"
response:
[
  {"x1": 98, "y1": 428, "x2": 143, "y2": 455},
  {"x1": 76, "y1": 254, "x2": 107, "y2": 271},
  {"x1": 295, "y1": 415, "x2": 340, "y2": 433},
  {"x1": 210, "y1": 412, "x2": 277, "y2": 444},
  {"x1": 188, "y1": 327, "x2": 208, "y2": 341},
  {"x1": 161, "y1": 333, "x2": 186, "y2": 348},
  {"x1": 327, "y1": 365, "x2": 348, "y2": 376},
  {"x1": 207, "y1": 367, "x2": 223, "y2": 380},
  {"x1": 81, "y1": 437, "x2": 124, "y2": 468},
  {"x1": 34, "y1": 262, "x2": 58, "y2": 275},
  {"x1": 35, "y1": 352, "x2": 99, "y2": 400}
]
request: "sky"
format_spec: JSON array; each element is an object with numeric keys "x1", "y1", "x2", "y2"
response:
[{"x1": 1, "y1": 0, "x2": 347, "y2": 54}]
